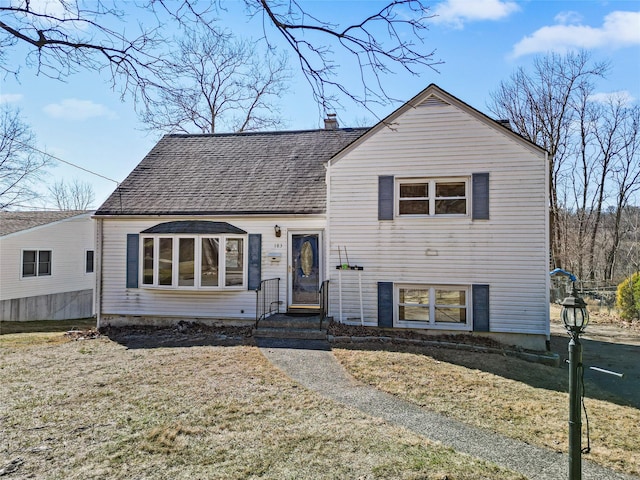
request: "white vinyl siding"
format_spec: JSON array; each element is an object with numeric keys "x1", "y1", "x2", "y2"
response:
[
  {"x1": 99, "y1": 216, "x2": 324, "y2": 320},
  {"x1": 0, "y1": 214, "x2": 95, "y2": 301},
  {"x1": 327, "y1": 94, "x2": 549, "y2": 335}
]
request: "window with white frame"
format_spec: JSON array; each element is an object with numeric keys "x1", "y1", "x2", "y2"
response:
[
  {"x1": 141, "y1": 235, "x2": 245, "y2": 289},
  {"x1": 22, "y1": 250, "x2": 52, "y2": 277},
  {"x1": 398, "y1": 178, "x2": 468, "y2": 216},
  {"x1": 396, "y1": 284, "x2": 470, "y2": 329},
  {"x1": 86, "y1": 250, "x2": 94, "y2": 273}
]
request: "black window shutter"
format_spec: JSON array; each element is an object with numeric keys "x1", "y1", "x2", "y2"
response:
[
  {"x1": 378, "y1": 282, "x2": 394, "y2": 327},
  {"x1": 472, "y1": 173, "x2": 490, "y2": 220},
  {"x1": 126, "y1": 234, "x2": 139, "y2": 288},
  {"x1": 248, "y1": 234, "x2": 262, "y2": 290},
  {"x1": 378, "y1": 176, "x2": 394, "y2": 220},
  {"x1": 472, "y1": 284, "x2": 490, "y2": 332}
]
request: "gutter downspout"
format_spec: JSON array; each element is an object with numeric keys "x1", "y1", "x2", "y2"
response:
[
  {"x1": 325, "y1": 160, "x2": 331, "y2": 309},
  {"x1": 544, "y1": 151, "x2": 551, "y2": 347},
  {"x1": 95, "y1": 218, "x2": 103, "y2": 330}
]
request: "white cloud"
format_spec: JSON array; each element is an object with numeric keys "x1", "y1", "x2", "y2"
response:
[
  {"x1": 589, "y1": 91, "x2": 635, "y2": 106},
  {"x1": 432, "y1": 0, "x2": 520, "y2": 28},
  {"x1": 554, "y1": 11, "x2": 583, "y2": 25},
  {"x1": 43, "y1": 99, "x2": 117, "y2": 121},
  {"x1": 0, "y1": 93, "x2": 23, "y2": 104},
  {"x1": 512, "y1": 10, "x2": 640, "y2": 58}
]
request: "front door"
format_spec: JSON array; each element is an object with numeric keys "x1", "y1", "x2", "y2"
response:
[{"x1": 289, "y1": 233, "x2": 321, "y2": 308}]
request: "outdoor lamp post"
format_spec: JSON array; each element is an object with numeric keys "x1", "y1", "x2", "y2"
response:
[{"x1": 561, "y1": 286, "x2": 589, "y2": 480}]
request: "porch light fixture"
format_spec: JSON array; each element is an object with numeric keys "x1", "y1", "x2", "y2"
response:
[
  {"x1": 274, "y1": 225, "x2": 281, "y2": 237},
  {"x1": 560, "y1": 284, "x2": 589, "y2": 480},
  {"x1": 561, "y1": 285, "x2": 589, "y2": 336}
]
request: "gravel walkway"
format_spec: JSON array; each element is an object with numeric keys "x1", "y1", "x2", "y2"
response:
[{"x1": 257, "y1": 337, "x2": 637, "y2": 480}]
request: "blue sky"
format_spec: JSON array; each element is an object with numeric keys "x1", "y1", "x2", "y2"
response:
[{"x1": 1, "y1": 0, "x2": 639, "y2": 209}]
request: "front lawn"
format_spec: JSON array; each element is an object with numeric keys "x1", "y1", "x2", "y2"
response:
[
  {"x1": 333, "y1": 343, "x2": 640, "y2": 476},
  {"x1": 0, "y1": 333, "x2": 522, "y2": 479}
]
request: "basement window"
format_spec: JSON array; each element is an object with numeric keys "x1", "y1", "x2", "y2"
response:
[{"x1": 396, "y1": 284, "x2": 470, "y2": 330}]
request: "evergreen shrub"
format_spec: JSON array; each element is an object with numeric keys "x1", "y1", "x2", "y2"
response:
[{"x1": 617, "y1": 272, "x2": 640, "y2": 321}]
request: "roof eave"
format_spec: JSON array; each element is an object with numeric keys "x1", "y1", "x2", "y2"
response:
[{"x1": 94, "y1": 209, "x2": 327, "y2": 217}]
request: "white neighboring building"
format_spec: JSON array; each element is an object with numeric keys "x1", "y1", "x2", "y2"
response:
[{"x1": 0, "y1": 210, "x2": 96, "y2": 321}]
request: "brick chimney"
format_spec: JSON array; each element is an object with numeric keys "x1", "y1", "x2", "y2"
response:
[{"x1": 324, "y1": 113, "x2": 338, "y2": 130}]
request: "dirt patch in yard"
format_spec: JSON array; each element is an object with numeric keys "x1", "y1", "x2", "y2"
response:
[{"x1": 100, "y1": 321, "x2": 254, "y2": 349}]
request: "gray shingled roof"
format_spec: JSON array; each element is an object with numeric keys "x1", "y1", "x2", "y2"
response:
[
  {"x1": 96, "y1": 128, "x2": 368, "y2": 216},
  {"x1": 0, "y1": 210, "x2": 90, "y2": 236}
]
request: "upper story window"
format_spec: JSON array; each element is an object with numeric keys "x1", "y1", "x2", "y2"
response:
[
  {"x1": 398, "y1": 178, "x2": 468, "y2": 216},
  {"x1": 22, "y1": 250, "x2": 52, "y2": 277},
  {"x1": 141, "y1": 235, "x2": 246, "y2": 289}
]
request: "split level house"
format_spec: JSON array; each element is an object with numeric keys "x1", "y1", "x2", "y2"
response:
[
  {"x1": 0, "y1": 210, "x2": 95, "y2": 321},
  {"x1": 94, "y1": 84, "x2": 550, "y2": 350}
]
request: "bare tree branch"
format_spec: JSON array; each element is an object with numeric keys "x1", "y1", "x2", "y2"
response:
[
  {"x1": 0, "y1": 104, "x2": 48, "y2": 210},
  {"x1": 0, "y1": 2, "x2": 169, "y2": 101},
  {"x1": 2, "y1": 1, "x2": 440, "y2": 117},
  {"x1": 139, "y1": 26, "x2": 290, "y2": 134},
  {"x1": 48, "y1": 178, "x2": 95, "y2": 210},
  {"x1": 254, "y1": 0, "x2": 440, "y2": 114},
  {"x1": 489, "y1": 51, "x2": 609, "y2": 270}
]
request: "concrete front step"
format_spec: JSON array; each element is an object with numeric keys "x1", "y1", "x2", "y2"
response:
[
  {"x1": 253, "y1": 327, "x2": 328, "y2": 340},
  {"x1": 259, "y1": 316, "x2": 323, "y2": 329}
]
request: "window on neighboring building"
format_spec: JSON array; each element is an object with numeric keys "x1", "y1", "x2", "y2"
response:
[
  {"x1": 396, "y1": 284, "x2": 470, "y2": 329},
  {"x1": 86, "y1": 250, "x2": 94, "y2": 273},
  {"x1": 141, "y1": 235, "x2": 246, "y2": 289},
  {"x1": 398, "y1": 178, "x2": 468, "y2": 216},
  {"x1": 22, "y1": 250, "x2": 52, "y2": 277}
]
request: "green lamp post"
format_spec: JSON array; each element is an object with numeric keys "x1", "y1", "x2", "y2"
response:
[{"x1": 560, "y1": 285, "x2": 589, "y2": 480}]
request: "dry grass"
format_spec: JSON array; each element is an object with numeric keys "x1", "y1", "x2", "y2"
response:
[
  {"x1": 333, "y1": 344, "x2": 640, "y2": 476},
  {"x1": 550, "y1": 303, "x2": 640, "y2": 331},
  {"x1": 0, "y1": 318, "x2": 96, "y2": 335},
  {"x1": 0, "y1": 333, "x2": 524, "y2": 480}
]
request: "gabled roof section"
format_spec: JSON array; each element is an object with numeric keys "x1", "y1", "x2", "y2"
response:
[
  {"x1": 328, "y1": 84, "x2": 547, "y2": 165},
  {"x1": 96, "y1": 128, "x2": 367, "y2": 216},
  {"x1": 0, "y1": 210, "x2": 91, "y2": 237}
]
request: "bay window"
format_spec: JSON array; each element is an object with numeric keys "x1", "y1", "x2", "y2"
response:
[{"x1": 141, "y1": 235, "x2": 245, "y2": 289}]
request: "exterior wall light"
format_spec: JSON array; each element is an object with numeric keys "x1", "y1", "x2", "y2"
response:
[{"x1": 274, "y1": 225, "x2": 281, "y2": 238}]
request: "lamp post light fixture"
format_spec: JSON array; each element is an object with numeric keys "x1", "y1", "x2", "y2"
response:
[{"x1": 561, "y1": 285, "x2": 589, "y2": 480}]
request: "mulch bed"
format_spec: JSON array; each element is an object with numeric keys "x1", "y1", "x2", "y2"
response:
[
  {"x1": 327, "y1": 320, "x2": 507, "y2": 350},
  {"x1": 99, "y1": 321, "x2": 253, "y2": 338}
]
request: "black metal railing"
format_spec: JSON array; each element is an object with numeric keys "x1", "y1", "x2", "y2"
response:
[
  {"x1": 319, "y1": 279, "x2": 329, "y2": 330},
  {"x1": 255, "y1": 278, "x2": 280, "y2": 327}
]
